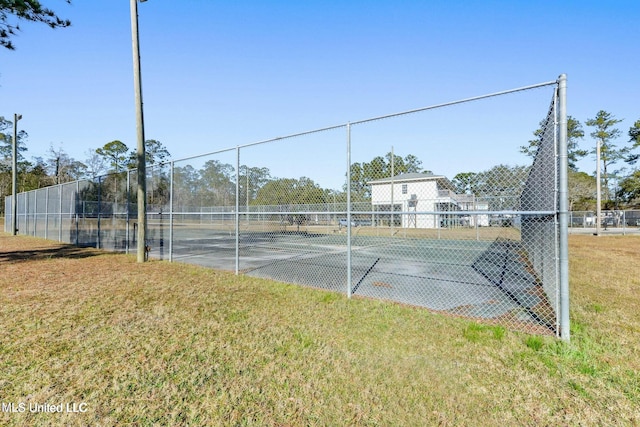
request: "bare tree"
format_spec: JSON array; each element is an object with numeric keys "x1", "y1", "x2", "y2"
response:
[{"x1": 84, "y1": 149, "x2": 107, "y2": 179}]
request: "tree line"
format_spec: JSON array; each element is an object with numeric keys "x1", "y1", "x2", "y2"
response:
[
  {"x1": 516, "y1": 111, "x2": 640, "y2": 210},
  {"x1": 2, "y1": 110, "x2": 640, "y2": 215},
  {"x1": 0, "y1": 115, "x2": 171, "y2": 214}
]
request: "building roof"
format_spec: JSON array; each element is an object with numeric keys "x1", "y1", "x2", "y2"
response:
[{"x1": 367, "y1": 172, "x2": 444, "y2": 185}]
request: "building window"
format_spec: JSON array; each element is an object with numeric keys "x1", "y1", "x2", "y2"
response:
[{"x1": 402, "y1": 184, "x2": 407, "y2": 194}]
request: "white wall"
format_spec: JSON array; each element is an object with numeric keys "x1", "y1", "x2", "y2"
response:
[
  {"x1": 370, "y1": 179, "x2": 489, "y2": 229},
  {"x1": 371, "y1": 179, "x2": 440, "y2": 204}
]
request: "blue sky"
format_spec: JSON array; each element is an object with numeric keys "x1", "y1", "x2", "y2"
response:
[{"x1": 1, "y1": 0, "x2": 638, "y2": 190}]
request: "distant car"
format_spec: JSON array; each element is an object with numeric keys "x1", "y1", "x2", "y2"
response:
[
  {"x1": 601, "y1": 217, "x2": 615, "y2": 227},
  {"x1": 625, "y1": 217, "x2": 640, "y2": 227},
  {"x1": 570, "y1": 216, "x2": 585, "y2": 227},
  {"x1": 337, "y1": 218, "x2": 375, "y2": 227},
  {"x1": 489, "y1": 215, "x2": 513, "y2": 227},
  {"x1": 339, "y1": 218, "x2": 356, "y2": 227},
  {"x1": 459, "y1": 215, "x2": 472, "y2": 227}
]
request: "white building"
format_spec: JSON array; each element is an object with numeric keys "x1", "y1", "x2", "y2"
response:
[{"x1": 367, "y1": 173, "x2": 488, "y2": 228}]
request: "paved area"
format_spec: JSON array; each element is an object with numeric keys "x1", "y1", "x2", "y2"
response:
[{"x1": 150, "y1": 228, "x2": 555, "y2": 331}]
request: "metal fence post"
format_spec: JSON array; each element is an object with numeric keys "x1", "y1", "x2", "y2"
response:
[
  {"x1": 33, "y1": 189, "x2": 38, "y2": 237},
  {"x1": 235, "y1": 147, "x2": 240, "y2": 275},
  {"x1": 126, "y1": 170, "x2": 130, "y2": 254},
  {"x1": 97, "y1": 176, "x2": 102, "y2": 249},
  {"x1": 169, "y1": 161, "x2": 174, "y2": 262},
  {"x1": 45, "y1": 187, "x2": 49, "y2": 239},
  {"x1": 246, "y1": 165, "x2": 250, "y2": 224},
  {"x1": 557, "y1": 74, "x2": 570, "y2": 342},
  {"x1": 55, "y1": 186, "x2": 60, "y2": 242},
  {"x1": 11, "y1": 115, "x2": 19, "y2": 236},
  {"x1": 391, "y1": 145, "x2": 394, "y2": 235},
  {"x1": 75, "y1": 180, "x2": 79, "y2": 246},
  {"x1": 24, "y1": 192, "x2": 28, "y2": 235},
  {"x1": 346, "y1": 123, "x2": 352, "y2": 298}
]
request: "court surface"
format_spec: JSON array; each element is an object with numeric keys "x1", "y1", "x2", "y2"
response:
[{"x1": 149, "y1": 226, "x2": 555, "y2": 332}]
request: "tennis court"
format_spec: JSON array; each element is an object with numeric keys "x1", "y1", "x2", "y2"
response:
[
  {"x1": 5, "y1": 77, "x2": 568, "y2": 337},
  {"x1": 153, "y1": 224, "x2": 554, "y2": 331}
]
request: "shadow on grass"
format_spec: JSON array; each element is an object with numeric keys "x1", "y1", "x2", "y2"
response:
[
  {"x1": 471, "y1": 237, "x2": 556, "y2": 334},
  {"x1": 0, "y1": 244, "x2": 117, "y2": 263}
]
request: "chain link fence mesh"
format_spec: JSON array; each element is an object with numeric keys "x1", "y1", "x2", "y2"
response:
[{"x1": 5, "y1": 79, "x2": 571, "y2": 336}]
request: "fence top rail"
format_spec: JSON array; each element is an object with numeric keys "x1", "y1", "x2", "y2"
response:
[
  {"x1": 136, "y1": 79, "x2": 560, "y2": 167},
  {"x1": 350, "y1": 80, "x2": 559, "y2": 126}
]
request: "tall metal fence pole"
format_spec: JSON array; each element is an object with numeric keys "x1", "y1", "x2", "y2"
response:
[
  {"x1": 58, "y1": 184, "x2": 63, "y2": 242},
  {"x1": 75, "y1": 181, "x2": 80, "y2": 246},
  {"x1": 33, "y1": 190, "x2": 38, "y2": 237},
  {"x1": 126, "y1": 171, "x2": 131, "y2": 254},
  {"x1": 22, "y1": 192, "x2": 26, "y2": 235},
  {"x1": 346, "y1": 123, "x2": 352, "y2": 298},
  {"x1": 391, "y1": 145, "x2": 394, "y2": 235},
  {"x1": 235, "y1": 147, "x2": 240, "y2": 275},
  {"x1": 557, "y1": 74, "x2": 570, "y2": 342},
  {"x1": 11, "y1": 114, "x2": 20, "y2": 235},
  {"x1": 246, "y1": 165, "x2": 250, "y2": 223},
  {"x1": 169, "y1": 161, "x2": 174, "y2": 262},
  {"x1": 97, "y1": 176, "x2": 102, "y2": 249},
  {"x1": 45, "y1": 187, "x2": 49, "y2": 239}
]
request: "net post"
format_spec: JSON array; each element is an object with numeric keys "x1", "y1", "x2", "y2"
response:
[{"x1": 557, "y1": 73, "x2": 570, "y2": 342}]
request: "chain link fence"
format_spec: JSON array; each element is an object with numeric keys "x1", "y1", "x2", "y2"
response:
[
  {"x1": 5, "y1": 77, "x2": 570, "y2": 338},
  {"x1": 568, "y1": 210, "x2": 640, "y2": 233}
]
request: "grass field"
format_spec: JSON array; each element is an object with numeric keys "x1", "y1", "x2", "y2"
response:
[{"x1": 0, "y1": 232, "x2": 638, "y2": 426}]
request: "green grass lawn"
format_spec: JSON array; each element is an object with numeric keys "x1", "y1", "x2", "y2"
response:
[{"x1": 0, "y1": 233, "x2": 638, "y2": 426}]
